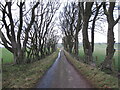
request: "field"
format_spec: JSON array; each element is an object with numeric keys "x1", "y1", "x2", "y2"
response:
[
  {"x1": 1, "y1": 43, "x2": 119, "y2": 70},
  {"x1": 0, "y1": 48, "x2": 55, "y2": 64},
  {"x1": 0, "y1": 48, "x2": 13, "y2": 64},
  {"x1": 79, "y1": 43, "x2": 119, "y2": 70}
]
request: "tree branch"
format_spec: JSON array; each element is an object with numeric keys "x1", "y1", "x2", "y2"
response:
[
  {"x1": 114, "y1": 15, "x2": 120, "y2": 25},
  {"x1": 103, "y1": 2, "x2": 109, "y2": 16},
  {"x1": 23, "y1": 2, "x2": 39, "y2": 48}
]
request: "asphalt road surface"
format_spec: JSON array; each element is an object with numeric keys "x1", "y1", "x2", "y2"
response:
[{"x1": 36, "y1": 50, "x2": 92, "y2": 88}]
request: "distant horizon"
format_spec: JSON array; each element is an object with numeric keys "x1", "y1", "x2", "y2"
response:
[
  {"x1": 57, "y1": 42, "x2": 120, "y2": 44},
  {"x1": 0, "y1": 42, "x2": 120, "y2": 48}
]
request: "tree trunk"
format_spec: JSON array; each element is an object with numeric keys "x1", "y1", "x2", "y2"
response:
[
  {"x1": 82, "y1": 20, "x2": 93, "y2": 63},
  {"x1": 40, "y1": 48, "x2": 45, "y2": 58},
  {"x1": 91, "y1": 2, "x2": 103, "y2": 53},
  {"x1": 47, "y1": 46, "x2": 51, "y2": 55},
  {"x1": 101, "y1": 2, "x2": 120, "y2": 71},
  {"x1": 101, "y1": 26, "x2": 115, "y2": 70},
  {"x1": 13, "y1": 49, "x2": 24, "y2": 64},
  {"x1": 74, "y1": 2, "x2": 81, "y2": 56},
  {"x1": 68, "y1": 35, "x2": 73, "y2": 53},
  {"x1": 74, "y1": 33, "x2": 79, "y2": 55},
  {"x1": 91, "y1": 20, "x2": 95, "y2": 53},
  {"x1": 81, "y1": 2, "x2": 93, "y2": 63}
]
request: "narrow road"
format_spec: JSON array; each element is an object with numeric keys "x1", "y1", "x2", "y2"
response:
[{"x1": 36, "y1": 50, "x2": 92, "y2": 88}]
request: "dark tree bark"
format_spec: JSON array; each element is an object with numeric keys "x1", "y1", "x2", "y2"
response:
[
  {"x1": 74, "y1": 2, "x2": 82, "y2": 56},
  {"x1": 101, "y1": 2, "x2": 120, "y2": 70},
  {"x1": 91, "y1": 3, "x2": 103, "y2": 53},
  {"x1": 62, "y1": 36, "x2": 68, "y2": 51},
  {"x1": 81, "y1": 2, "x2": 94, "y2": 63},
  {"x1": 32, "y1": 1, "x2": 60, "y2": 58},
  {"x1": 17, "y1": 2, "x2": 39, "y2": 64},
  {"x1": 0, "y1": 2, "x2": 39, "y2": 64},
  {"x1": 60, "y1": 2, "x2": 77, "y2": 54},
  {"x1": 74, "y1": 35, "x2": 79, "y2": 55}
]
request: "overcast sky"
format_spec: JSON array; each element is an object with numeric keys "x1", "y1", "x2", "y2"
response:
[
  {"x1": 57, "y1": 0, "x2": 120, "y2": 43},
  {"x1": 0, "y1": 0, "x2": 120, "y2": 47}
]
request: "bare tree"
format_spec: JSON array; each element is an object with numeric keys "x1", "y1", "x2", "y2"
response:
[
  {"x1": 24, "y1": 0, "x2": 60, "y2": 62},
  {"x1": 0, "y1": 1, "x2": 39, "y2": 64},
  {"x1": 91, "y1": 2, "x2": 103, "y2": 53},
  {"x1": 60, "y1": 2, "x2": 78, "y2": 53},
  {"x1": 35, "y1": 1, "x2": 60, "y2": 58},
  {"x1": 74, "y1": 2, "x2": 82, "y2": 56},
  {"x1": 101, "y1": 1, "x2": 120, "y2": 71},
  {"x1": 80, "y1": 2, "x2": 94, "y2": 63}
]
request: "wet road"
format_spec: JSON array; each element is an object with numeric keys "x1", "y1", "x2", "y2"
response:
[{"x1": 36, "y1": 50, "x2": 92, "y2": 88}]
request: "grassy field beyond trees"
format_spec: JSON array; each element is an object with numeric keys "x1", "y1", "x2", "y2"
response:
[
  {"x1": 1, "y1": 43, "x2": 119, "y2": 71},
  {"x1": 79, "y1": 43, "x2": 119, "y2": 70},
  {"x1": 0, "y1": 48, "x2": 13, "y2": 64}
]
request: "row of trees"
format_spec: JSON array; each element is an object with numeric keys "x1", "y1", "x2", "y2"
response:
[
  {"x1": 60, "y1": 1, "x2": 120, "y2": 71},
  {"x1": 0, "y1": 1, "x2": 60, "y2": 64}
]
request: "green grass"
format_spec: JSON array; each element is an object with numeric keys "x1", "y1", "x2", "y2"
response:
[
  {"x1": 1, "y1": 47, "x2": 55, "y2": 64},
  {"x1": 0, "y1": 48, "x2": 13, "y2": 64},
  {"x1": 2, "y1": 50, "x2": 59, "y2": 88},
  {"x1": 64, "y1": 50, "x2": 119, "y2": 88},
  {"x1": 79, "y1": 43, "x2": 119, "y2": 70}
]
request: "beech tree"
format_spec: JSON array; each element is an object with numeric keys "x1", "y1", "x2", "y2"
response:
[
  {"x1": 24, "y1": 0, "x2": 60, "y2": 62},
  {"x1": 91, "y1": 2, "x2": 103, "y2": 53},
  {"x1": 80, "y1": 2, "x2": 94, "y2": 63},
  {"x1": 32, "y1": 1, "x2": 60, "y2": 58},
  {"x1": 60, "y1": 2, "x2": 82, "y2": 54},
  {"x1": 101, "y1": 1, "x2": 120, "y2": 71},
  {"x1": 0, "y1": 1, "x2": 60, "y2": 64},
  {"x1": 0, "y1": 2, "x2": 39, "y2": 64},
  {"x1": 73, "y1": 2, "x2": 82, "y2": 56},
  {"x1": 60, "y1": 2, "x2": 74, "y2": 53}
]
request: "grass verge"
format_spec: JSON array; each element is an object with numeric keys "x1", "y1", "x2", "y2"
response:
[
  {"x1": 2, "y1": 50, "x2": 59, "y2": 88},
  {"x1": 64, "y1": 50, "x2": 119, "y2": 88}
]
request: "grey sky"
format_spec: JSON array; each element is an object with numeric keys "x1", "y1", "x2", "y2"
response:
[{"x1": 0, "y1": 0, "x2": 119, "y2": 48}]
